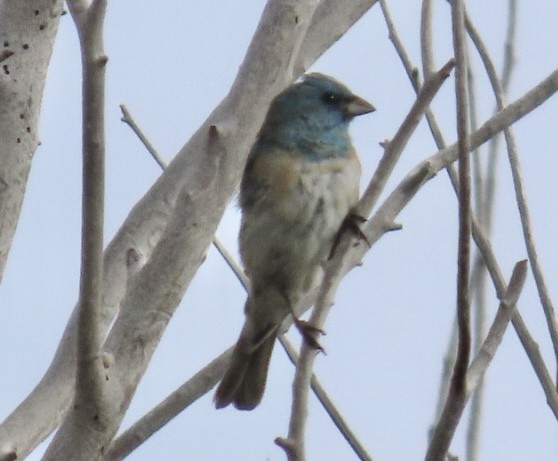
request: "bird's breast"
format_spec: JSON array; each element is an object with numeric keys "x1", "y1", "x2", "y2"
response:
[{"x1": 240, "y1": 147, "x2": 361, "y2": 294}]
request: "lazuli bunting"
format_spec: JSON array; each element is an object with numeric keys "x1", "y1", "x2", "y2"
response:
[{"x1": 215, "y1": 73, "x2": 375, "y2": 410}]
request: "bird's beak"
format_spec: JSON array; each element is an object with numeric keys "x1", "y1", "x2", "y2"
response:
[{"x1": 344, "y1": 95, "x2": 376, "y2": 118}]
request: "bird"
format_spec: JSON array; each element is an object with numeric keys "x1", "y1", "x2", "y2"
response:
[{"x1": 214, "y1": 73, "x2": 375, "y2": 410}]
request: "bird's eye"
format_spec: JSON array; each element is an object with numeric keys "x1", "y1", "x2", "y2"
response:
[{"x1": 322, "y1": 92, "x2": 339, "y2": 104}]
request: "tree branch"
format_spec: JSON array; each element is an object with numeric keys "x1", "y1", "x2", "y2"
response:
[
  {"x1": 465, "y1": 3, "x2": 516, "y2": 459},
  {"x1": 279, "y1": 337, "x2": 374, "y2": 461},
  {"x1": 0, "y1": 0, "x2": 64, "y2": 283},
  {"x1": 356, "y1": 58, "x2": 454, "y2": 218},
  {"x1": 120, "y1": 104, "x2": 167, "y2": 170},
  {"x1": 104, "y1": 349, "x2": 232, "y2": 461},
  {"x1": 42, "y1": 0, "x2": 109, "y2": 458},
  {"x1": 295, "y1": 0, "x2": 378, "y2": 74},
  {"x1": 420, "y1": 0, "x2": 435, "y2": 79},
  {"x1": 467, "y1": 260, "x2": 528, "y2": 393},
  {"x1": 424, "y1": 3, "x2": 471, "y2": 459},
  {"x1": 362, "y1": 66, "x2": 558, "y2": 253}
]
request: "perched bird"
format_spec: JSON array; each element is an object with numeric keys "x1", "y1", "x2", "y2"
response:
[{"x1": 214, "y1": 73, "x2": 375, "y2": 410}]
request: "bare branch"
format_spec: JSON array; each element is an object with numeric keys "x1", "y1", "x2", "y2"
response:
[
  {"x1": 104, "y1": 349, "x2": 232, "y2": 461},
  {"x1": 453, "y1": 0, "x2": 471, "y2": 403},
  {"x1": 467, "y1": 260, "x2": 528, "y2": 392},
  {"x1": 74, "y1": 0, "x2": 108, "y2": 403},
  {"x1": 465, "y1": 63, "x2": 486, "y2": 461},
  {"x1": 425, "y1": 2, "x2": 471, "y2": 458},
  {"x1": 501, "y1": 0, "x2": 517, "y2": 92},
  {"x1": 295, "y1": 0, "x2": 379, "y2": 74},
  {"x1": 356, "y1": 59, "x2": 455, "y2": 218},
  {"x1": 279, "y1": 337, "x2": 374, "y2": 461},
  {"x1": 120, "y1": 104, "x2": 167, "y2": 170},
  {"x1": 379, "y1": 0, "x2": 421, "y2": 91},
  {"x1": 365, "y1": 11, "x2": 558, "y2": 453},
  {"x1": 119, "y1": 104, "x2": 246, "y2": 289},
  {"x1": 0, "y1": 0, "x2": 64, "y2": 283},
  {"x1": 362, "y1": 67, "x2": 558, "y2": 255},
  {"x1": 465, "y1": 2, "x2": 518, "y2": 458},
  {"x1": 483, "y1": 0, "x2": 517, "y2": 229},
  {"x1": 93, "y1": 3, "x2": 324, "y2": 457},
  {"x1": 281, "y1": 265, "x2": 339, "y2": 460},
  {"x1": 510, "y1": 313, "x2": 558, "y2": 419},
  {"x1": 467, "y1": 183, "x2": 558, "y2": 421},
  {"x1": 42, "y1": 0, "x2": 109, "y2": 459},
  {"x1": 420, "y1": 0, "x2": 435, "y2": 79}
]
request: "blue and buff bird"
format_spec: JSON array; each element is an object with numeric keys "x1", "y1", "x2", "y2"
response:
[{"x1": 214, "y1": 73, "x2": 375, "y2": 410}]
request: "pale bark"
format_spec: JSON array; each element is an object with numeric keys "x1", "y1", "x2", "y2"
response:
[{"x1": 0, "y1": 0, "x2": 64, "y2": 283}]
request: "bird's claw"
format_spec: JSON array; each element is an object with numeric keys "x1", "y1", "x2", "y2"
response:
[
  {"x1": 294, "y1": 318, "x2": 326, "y2": 353},
  {"x1": 329, "y1": 212, "x2": 370, "y2": 259},
  {"x1": 345, "y1": 212, "x2": 370, "y2": 246}
]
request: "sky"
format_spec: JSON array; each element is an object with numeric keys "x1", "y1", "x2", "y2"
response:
[{"x1": 1, "y1": 1, "x2": 558, "y2": 460}]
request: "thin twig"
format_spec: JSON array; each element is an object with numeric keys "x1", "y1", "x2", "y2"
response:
[
  {"x1": 104, "y1": 350, "x2": 232, "y2": 461},
  {"x1": 356, "y1": 59, "x2": 455, "y2": 217},
  {"x1": 483, "y1": 0, "x2": 516, "y2": 230},
  {"x1": 510, "y1": 313, "x2": 558, "y2": 419},
  {"x1": 119, "y1": 104, "x2": 248, "y2": 287},
  {"x1": 467, "y1": 260, "x2": 528, "y2": 392},
  {"x1": 380, "y1": 0, "x2": 447, "y2": 148},
  {"x1": 425, "y1": 2, "x2": 471, "y2": 458},
  {"x1": 464, "y1": 21, "x2": 497, "y2": 457},
  {"x1": 279, "y1": 337, "x2": 374, "y2": 461},
  {"x1": 465, "y1": 2, "x2": 517, "y2": 459},
  {"x1": 379, "y1": 0, "x2": 421, "y2": 91},
  {"x1": 380, "y1": 1, "x2": 455, "y2": 434},
  {"x1": 362, "y1": 69, "x2": 558, "y2": 252},
  {"x1": 281, "y1": 254, "x2": 342, "y2": 461},
  {"x1": 120, "y1": 104, "x2": 167, "y2": 170},
  {"x1": 466, "y1": 58, "x2": 486, "y2": 461}
]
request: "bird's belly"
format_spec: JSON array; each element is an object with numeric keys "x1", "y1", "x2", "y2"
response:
[{"x1": 240, "y1": 157, "x2": 359, "y2": 297}]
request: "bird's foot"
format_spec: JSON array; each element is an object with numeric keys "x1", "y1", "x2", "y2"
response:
[
  {"x1": 293, "y1": 317, "x2": 326, "y2": 353},
  {"x1": 329, "y1": 212, "x2": 370, "y2": 259}
]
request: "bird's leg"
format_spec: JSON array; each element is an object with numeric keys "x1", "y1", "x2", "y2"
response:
[
  {"x1": 329, "y1": 212, "x2": 370, "y2": 259},
  {"x1": 293, "y1": 317, "x2": 326, "y2": 353},
  {"x1": 279, "y1": 289, "x2": 326, "y2": 352},
  {"x1": 288, "y1": 306, "x2": 326, "y2": 353}
]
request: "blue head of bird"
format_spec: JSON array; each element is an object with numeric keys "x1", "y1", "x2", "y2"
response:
[{"x1": 257, "y1": 73, "x2": 375, "y2": 160}]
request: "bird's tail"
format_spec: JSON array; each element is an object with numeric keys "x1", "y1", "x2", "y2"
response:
[{"x1": 214, "y1": 329, "x2": 276, "y2": 410}]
